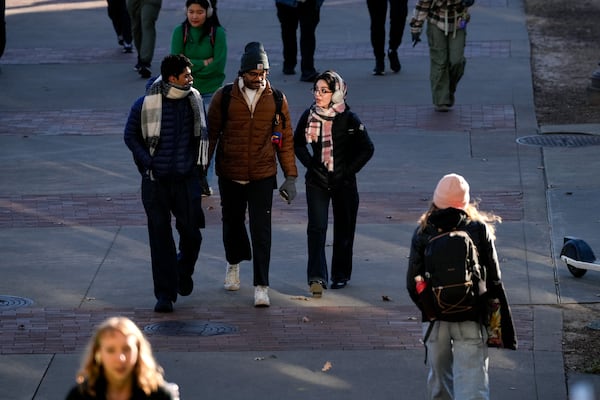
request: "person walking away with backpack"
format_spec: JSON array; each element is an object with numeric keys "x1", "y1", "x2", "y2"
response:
[
  {"x1": 409, "y1": 0, "x2": 474, "y2": 112},
  {"x1": 206, "y1": 42, "x2": 298, "y2": 307},
  {"x1": 293, "y1": 70, "x2": 374, "y2": 298},
  {"x1": 171, "y1": 0, "x2": 227, "y2": 196},
  {"x1": 406, "y1": 173, "x2": 517, "y2": 400}
]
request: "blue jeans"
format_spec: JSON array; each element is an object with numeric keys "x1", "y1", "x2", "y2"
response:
[
  {"x1": 201, "y1": 92, "x2": 216, "y2": 187},
  {"x1": 423, "y1": 320, "x2": 489, "y2": 400}
]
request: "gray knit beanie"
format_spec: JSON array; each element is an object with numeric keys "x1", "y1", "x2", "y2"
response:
[{"x1": 239, "y1": 42, "x2": 270, "y2": 73}]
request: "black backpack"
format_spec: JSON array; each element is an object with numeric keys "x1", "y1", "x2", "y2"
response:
[
  {"x1": 423, "y1": 230, "x2": 483, "y2": 321},
  {"x1": 220, "y1": 83, "x2": 286, "y2": 131}
]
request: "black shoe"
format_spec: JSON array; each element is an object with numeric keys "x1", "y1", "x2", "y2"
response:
[
  {"x1": 330, "y1": 281, "x2": 348, "y2": 289},
  {"x1": 178, "y1": 275, "x2": 193, "y2": 296},
  {"x1": 154, "y1": 297, "x2": 173, "y2": 313},
  {"x1": 388, "y1": 49, "x2": 401, "y2": 73},
  {"x1": 373, "y1": 59, "x2": 385, "y2": 76},
  {"x1": 283, "y1": 67, "x2": 296, "y2": 75},
  {"x1": 435, "y1": 104, "x2": 451, "y2": 112},
  {"x1": 300, "y1": 70, "x2": 319, "y2": 82},
  {"x1": 139, "y1": 66, "x2": 152, "y2": 79},
  {"x1": 134, "y1": 62, "x2": 142, "y2": 72},
  {"x1": 123, "y1": 43, "x2": 133, "y2": 54}
]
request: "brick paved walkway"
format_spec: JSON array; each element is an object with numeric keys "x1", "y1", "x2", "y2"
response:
[{"x1": 0, "y1": 305, "x2": 532, "y2": 354}]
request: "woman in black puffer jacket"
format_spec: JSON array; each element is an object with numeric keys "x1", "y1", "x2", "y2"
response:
[{"x1": 293, "y1": 70, "x2": 374, "y2": 297}]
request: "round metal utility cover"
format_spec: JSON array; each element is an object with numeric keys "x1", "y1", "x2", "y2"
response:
[
  {"x1": 0, "y1": 295, "x2": 34, "y2": 310},
  {"x1": 587, "y1": 320, "x2": 600, "y2": 331},
  {"x1": 144, "y1": 320, "x2": 237, "y2": 336},
  {"x1": 516, "y1": 134, "x2": 600, "y2": 147}
]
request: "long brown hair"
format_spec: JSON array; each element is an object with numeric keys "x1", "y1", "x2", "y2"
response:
[
  {"x1": 417, "y1": 201, "x2": 502, "y2": 240},
  {"x1": 75, "y1": 317, "x2": 165, "y2": 396}
]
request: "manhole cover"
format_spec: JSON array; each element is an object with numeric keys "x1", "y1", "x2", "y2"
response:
[
  {"x1": 144, "y1": 320, "x2": 237, "y2": 336},
  {"x1": 0, "y1": 295, "x2": 34, "y2": 310},
  {"x1": 587, "y1": 320, "x2": 600, "y2": 331},
  {"x1": 516, "y1": 134, "x2": 600, "y2": 147}
]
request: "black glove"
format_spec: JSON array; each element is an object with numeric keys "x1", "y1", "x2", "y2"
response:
[
  {"x1": 278, "y1": 176, "x2": 296, "y2": 204},
  {"x1": 412, "y1": 32, "x2": 421, "y2": 47}
]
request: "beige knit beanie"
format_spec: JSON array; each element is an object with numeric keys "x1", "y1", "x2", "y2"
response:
[{"x1": 432, "y1": 173, "x2": 470, "y2": 210}]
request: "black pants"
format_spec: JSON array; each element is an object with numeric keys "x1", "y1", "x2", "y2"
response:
[
  {"x1": 306, "y1": 180, "x2": 359, "y2": 285},
  {"x1": 107, "y1": 0, "x2": 132, "y2": 44},
  {"x1": 142, "y1": 174, "x2": 204, "y2": 301},
  {"x1": 219, "y1": 176, "x2": 275, "y2": 287},
  {"x1": 366, "y1": 0, "x2": 408, "y2": 60},
  {"x1": 276, "y1": 0, "x2": 321, "y2": 75}
]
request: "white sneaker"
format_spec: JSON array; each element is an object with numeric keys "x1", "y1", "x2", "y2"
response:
[
  {"x1": 254, "y1": 285, "x2": 270, "y2": 307},
  {"x1": 224, "y1": 264, "x2": 240, "y2": 291}
]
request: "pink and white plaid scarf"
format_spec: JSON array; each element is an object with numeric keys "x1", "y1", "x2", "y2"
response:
[{"x1": 305, "y1": 102, "x2": 346, "y2": 172}]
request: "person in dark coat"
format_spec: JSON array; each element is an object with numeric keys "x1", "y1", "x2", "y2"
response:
[
  {"x1": 124, "y1": 54, "x2": 208, "y2": 313},
  {"x1": 406, "y1": 173, "x2": 516, "y2": 400},
  {"x1": 293, "y1": 70, "x2": 374, "y2": 297}
]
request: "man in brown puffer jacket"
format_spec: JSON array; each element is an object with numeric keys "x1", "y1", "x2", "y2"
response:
[{"x1": 207, "y1": 41, "x2": 298, "y2": 307}]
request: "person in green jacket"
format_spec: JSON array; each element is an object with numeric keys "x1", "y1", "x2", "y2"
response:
[
  {"x1": 171, "y1": 0, "x2": 226, "y2": 106},
  {"x1": 171, "y1": 0, "x2": 227, "y2": 196}
]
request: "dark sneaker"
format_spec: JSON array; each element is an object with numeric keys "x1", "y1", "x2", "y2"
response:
[
  {"x1": 283, "y1": 67, "x2": 296, "y2": 75},
  {"x1": 154, "y1": 297, "x2": 173, "y2": 313},
  {"x1": 435, "y1": 104, "x2": 451, "y2": 112},
  {"x1": 300, "y1": 70, "x2": 319, "y2": 82},
  {"x1": 123, "y1": 43, "x2": 133, "y2": 54},
  {"x1": 388, "y1": 49, "x2": 401, "y2": 73},
  {"x1": 139, "y1": 66, "x2": 152, "y2": 79},
  {"x1": 373, "y1": 59, "x2": 385, "y2": 76},
  {"x1": 134, "y1": 62, "x2": 142, "y2": 72},
  {"x1": 178, "y1": 274, "x2": 193, "y2": 296},
  {"x1": 330, "y1": 281, "x2": 348, "y2": 289}
]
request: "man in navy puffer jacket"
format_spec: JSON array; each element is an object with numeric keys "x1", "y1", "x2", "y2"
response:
[{"x1": 124, "y1": 54, "x2": 208, "y2": 313}]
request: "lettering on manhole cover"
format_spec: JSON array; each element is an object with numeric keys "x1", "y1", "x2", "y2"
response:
[
  {"x1": 516, "y1": 133, "x2": 600, "y2": 147},
  {"x1": 143, "y1": 320, "x2": 237, "y2": 336},
  {"x1": 0, "y1": 295, "x2": 34, "y2": 310}
]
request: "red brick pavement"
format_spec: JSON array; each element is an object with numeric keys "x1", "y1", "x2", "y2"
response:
[
  {"x1": 0, "y1": 305, "x2": 532, "y2": 354},
  {"x1": 0, "y1": 190, "x2": 522, "y2": 228}
]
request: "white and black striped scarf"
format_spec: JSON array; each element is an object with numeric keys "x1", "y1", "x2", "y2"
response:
[{"x1": 141, "y1": 77, "x2": 209, "y2": 167}]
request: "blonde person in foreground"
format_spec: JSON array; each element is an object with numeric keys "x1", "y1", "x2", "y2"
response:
[{"x1": 65, "y1": 317, "x2": 180, "y2": 400}]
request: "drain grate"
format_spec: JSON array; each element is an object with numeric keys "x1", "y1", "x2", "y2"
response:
[
  {"x1": 0, "y1": 295, "x2": 34, "y2": 310},
  {"x1": 144, "y1": 320, "x2": 237, "y2": 336},
  {"x1": 517, "y1": 133, "x2": 600, "y2": 147}
]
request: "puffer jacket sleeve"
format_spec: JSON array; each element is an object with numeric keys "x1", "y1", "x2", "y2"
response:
[
  {"x1": 276, "y1": 93, "x2": 298, "y2": 178},
  {"x1": 344, "y1": 112, "x2": 374, "y2": 175},
  {"x1": 124, "y1": 96, "x2": 152, "y2": 174}
]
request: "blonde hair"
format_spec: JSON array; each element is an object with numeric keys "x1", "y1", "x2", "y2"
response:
[
  {"x1": 417, "y1": 201, "x2": 502, "y2": 240},
  {"x1": 75, "y1": 316, "x2": 165, "y2": 396}
]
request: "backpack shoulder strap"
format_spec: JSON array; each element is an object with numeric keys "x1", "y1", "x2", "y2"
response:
[
  {"x1": 220, "y1": 83, "x2": 233, "y2": 130},
  {"x1": 271, "y1": 88, "x2": 286, "y2": 129}
]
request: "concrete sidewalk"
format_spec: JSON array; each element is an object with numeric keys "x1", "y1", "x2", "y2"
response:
[{"x1": 1, "y1": 0, "x2": 599, "y2": 398}]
